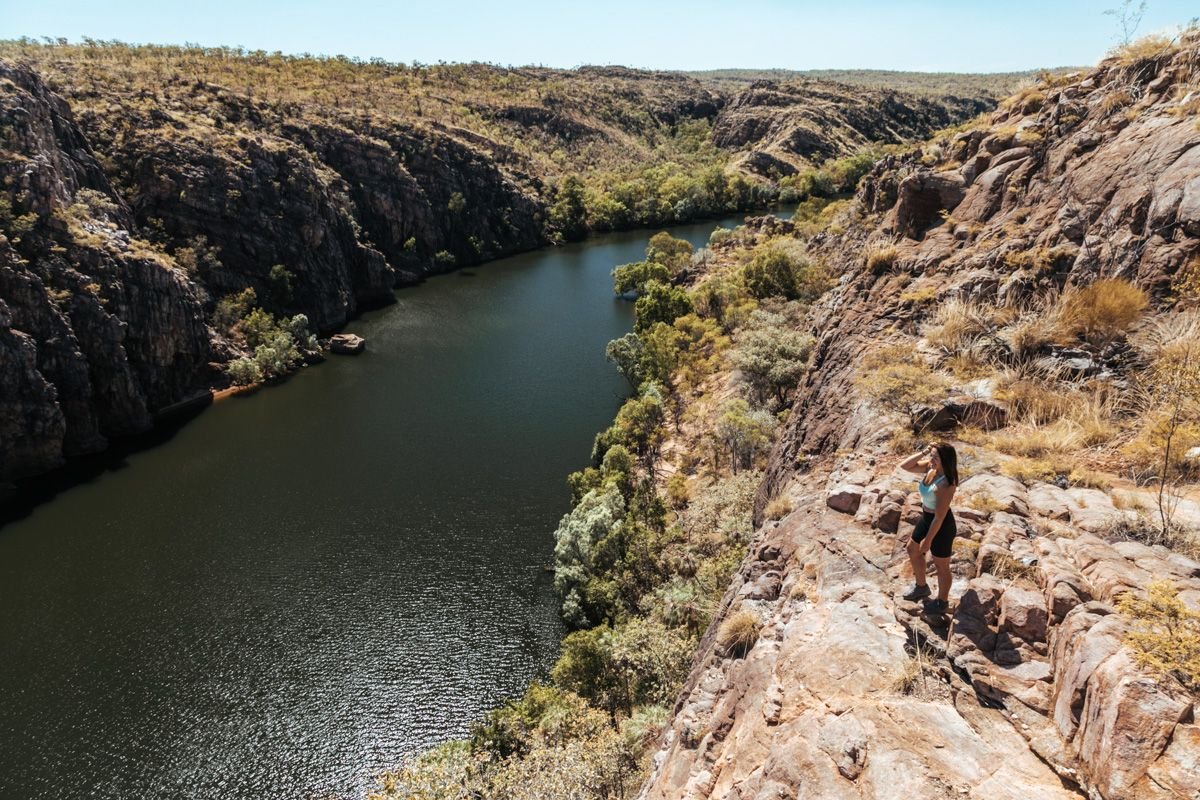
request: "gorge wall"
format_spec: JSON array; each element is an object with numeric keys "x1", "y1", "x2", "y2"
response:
[
  {"x1": 0, "y1": 44, "x2": 1001, "y2": 483},
  {"x1": 641, "y1": 33, "x2": 1200, "y2": 800}
]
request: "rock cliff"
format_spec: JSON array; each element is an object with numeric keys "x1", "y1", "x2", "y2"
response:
[
  {"x1": 713, "y1": 80, "x2": 991, "y2": 180},
  {"x1": 642, "y1": 33, "x2": 1200, "y2": 800}
]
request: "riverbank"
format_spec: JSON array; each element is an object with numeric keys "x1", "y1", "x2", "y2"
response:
[
  {"x1": 366, "y1": 214, "x2": 824, "y2": 797},
  {"x1": 0, "y1": 214, "x2": 763, "y2": 800}
]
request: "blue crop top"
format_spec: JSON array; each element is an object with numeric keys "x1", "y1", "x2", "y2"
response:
[{"x1": 918, "y1": 474, "x2": 946, "y2": 511}]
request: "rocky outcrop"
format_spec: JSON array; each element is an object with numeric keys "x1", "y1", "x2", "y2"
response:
[
  {"x1": 0, "y1": 62, "x2": 212, "y2": 480},
  {"x1": 644, "y1": 35, "x2": 1200, "y2": 800},
  {"x1": 759, "y1": 33, "x2": 1200, "y2": 511},
  {"x1": 641, "y1": 456, "x2": 1199, "y2": 800},
  {"x1": 713, "y1": 81, "x2": 991, "y2": 179}
]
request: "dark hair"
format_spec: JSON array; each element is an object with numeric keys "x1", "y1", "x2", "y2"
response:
[{"x1": 935, "y1": 443, "x2": 959, "y2": 486}]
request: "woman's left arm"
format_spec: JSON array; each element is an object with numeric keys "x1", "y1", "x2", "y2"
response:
[{"x1": 920, "y1": 485, "x2": 957, "y2": 554}]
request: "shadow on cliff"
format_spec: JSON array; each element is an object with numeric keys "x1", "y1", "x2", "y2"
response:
[{"x1": 0, "y1": 401, "x2": 211, "y2": 531}]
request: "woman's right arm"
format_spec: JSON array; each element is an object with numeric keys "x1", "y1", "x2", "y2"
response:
[{"x1": 898, "y1": 449, "x2": 928, "y2": 475}]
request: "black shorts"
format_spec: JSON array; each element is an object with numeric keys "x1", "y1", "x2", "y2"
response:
[{"x1": 912, "y1": 510, "x2": 957, "y2": 558}]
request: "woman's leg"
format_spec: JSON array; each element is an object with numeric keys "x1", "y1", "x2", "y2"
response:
[
  {"x1": 907, "y1": 537, "x2": 927, "y2": 586},
  {"x1": 932, "y1": 555, "x2": 952, "y2": 601}
]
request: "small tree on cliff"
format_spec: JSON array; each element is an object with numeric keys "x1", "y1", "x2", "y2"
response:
[
  {"x1": 645, "y1": 232, "x2": 693, "y2": 275},
  {"x1": 712, "y1": 399, "x2": 778, "y2": 473},
  {"x1": 730, "y1": 313, "x2": 815, "y2": 407},
  {"x1": 855, "y1": 344, "x2": 951, "y2": 433}
]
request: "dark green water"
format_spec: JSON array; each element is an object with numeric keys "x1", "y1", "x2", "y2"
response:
[{"x1": 0, "y1": 215, "x2": 765, "y2": 800}]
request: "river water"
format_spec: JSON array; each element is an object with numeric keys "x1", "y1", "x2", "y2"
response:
[{"x1": 0, "y1": 214, "x2": 776, "y2": 800}]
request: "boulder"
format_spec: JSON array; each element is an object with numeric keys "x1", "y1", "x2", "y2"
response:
[
  {"x1": 826, "y1": 484, "x2": 865, "y2": 514},
  {"x1": 1065, "y1": 488, "x2": 1126, "y2": 533},
  {"x1": 958, "y1": 474, "x2": 1030, "y2": 517},
  {"x1": 329, "y1": 333, "x2": 367, "y2": 354},
  {"x1": 895, "y1": 169, "x2": 966, "y2": 239},
  {"x1": 1027, "y1": 482, "x2": 1072, "y2": 520},
  {"x1": 1075, "y1": 649, "x2": 1194, "y2": 799},
  {"x1": 914, "y1": 397, "x2": 1007, "y2": 432},
  {"x1": 999, "y1": 585, "x2": 1049, "y2": 643}
]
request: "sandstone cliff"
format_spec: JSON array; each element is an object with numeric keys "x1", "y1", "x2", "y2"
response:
[
  {"x1": 713, "y1": 80, "x2": 991, "y2": 180},
  {"x1": 642, "y1": 33, "x2": 1200, "y2": 800}
]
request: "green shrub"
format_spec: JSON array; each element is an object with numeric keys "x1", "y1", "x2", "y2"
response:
[
  {"x1": 553, "y1": 487, "x2": 625, "y2": 628},
  {"x1": 634, "y1": 281, "x2": 693, "y2": 331},
  {"x1": 612, "y1": 260, "x2": 670, "y2": 296},
  {"x1": 742, "y1": 239, "x2": 829, "y2": 301},
  {"x1": 212, "y1": 288, "x2": 257, "y2": 332},
  {"x1": 226, "y1": 357, "x2": 262, "y2": 386}
]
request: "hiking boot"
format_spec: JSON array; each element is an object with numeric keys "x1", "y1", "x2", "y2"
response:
[
  {"x1": 902, "y1": 583, "x2": 931, "y2": 601},
  {"x1": 923, "y1": 598, "x2": 949, "y2": 615}
]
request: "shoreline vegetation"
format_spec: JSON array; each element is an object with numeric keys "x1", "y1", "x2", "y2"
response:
[{"x1": 369, "y1": 217, "x2": 828, "y2": 799}]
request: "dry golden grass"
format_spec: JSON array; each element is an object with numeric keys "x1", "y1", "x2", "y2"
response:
[
  {"x1": 899, "y1": 284, "x2": 938, "y2": 304},
  {"x1": 922, "y1": 298, "x2": 1007, "y2": 353},
  {"x1": 1001, "y1": 456, "x2": 1069, "y2": 485},
  {"x1": 763, "y1": 496, "x2": 793, "y2": 520},
  {"x1": 1110, "y1": 35, "x2": 1182, "y2": 68},
  {"x1": 717, "y1": 610, "x2": 761, "y2": 658},
  {"x1": 1067, "y1": 467, "x2": 1113, "y2": 491},
  {"x1": 865, "y1": 245, "x2": 900, "y2": 275},
  {"x1": 982, "y1": 551, "x2": 1041, "y2": 584},
  {"x1": 1057, "y1": 279, "x2": 1148, "y2": 345}
]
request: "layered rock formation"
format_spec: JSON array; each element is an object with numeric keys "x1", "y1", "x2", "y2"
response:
[
  {"x1": 0, "y1": 62, "x2": 212, "y2": 479},
  {"x1": 713, "y1": 81, "x2": 992, "y2": 180},
  {"x1": 640, "y1": 457, "x2": 1199, "y2": 799},
  {"x1": 643, "y1": 33, "x2": 1200, "y2": 800}
]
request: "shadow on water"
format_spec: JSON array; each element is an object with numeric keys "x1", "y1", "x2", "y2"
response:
[{"x1": 0, "y1": 399, "x2": 213, "y2": 530}]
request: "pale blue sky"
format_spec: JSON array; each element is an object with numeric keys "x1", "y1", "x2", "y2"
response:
[{"x1": 4, "y1": 1, "x2": 1198, "y2": 72}]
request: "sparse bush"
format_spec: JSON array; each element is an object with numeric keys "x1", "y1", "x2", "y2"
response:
[
  {"x1": 712, "y1": 399, "x2": 778, "y2": 473},
  {"x1": 1117, "y1": 580, "x2": 1200, "y2": 692},
  {"x1": 729, "y1": 314, "x2": 814, "y2": 407},
  {"x1": 665, "y1": 474, "x2": 689, "y2": 509},
  {"x1": 856, "y1": 344, "x2": 951, "y2": 432},
  {"x1": 717, "y1": 610, "x2": 761, "y2": 658},
  {"x1": 226, "y1": 357, "x2": 262, "y2": 386}
]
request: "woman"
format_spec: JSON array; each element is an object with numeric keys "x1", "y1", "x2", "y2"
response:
[{"x1": 898, "y1": 443, "x2": 959, "y2": 615}]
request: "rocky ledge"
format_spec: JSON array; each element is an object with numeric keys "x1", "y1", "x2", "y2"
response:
[{"x1": 640, "y1": 455, "x2": 1199, "y2": 800}]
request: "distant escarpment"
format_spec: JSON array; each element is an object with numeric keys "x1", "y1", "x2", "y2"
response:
[
  {"x1": 713, "y1": 80, "x2": 993, "y2": 180},
  {"x1": 0, "y1": 41, "x2": 1002, "y2": 482}
]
